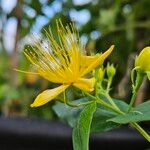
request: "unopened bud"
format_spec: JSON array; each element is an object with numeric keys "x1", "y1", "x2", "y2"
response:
[
  {"x1": 98, "y1": 68, "x2": 105, "y2": 81},
  {"x1": 106, "y1": 63, "x2": 116, "y2": 78},
  {"x1": 135, "y1": 47, "x2": 150, "y2": 72}
]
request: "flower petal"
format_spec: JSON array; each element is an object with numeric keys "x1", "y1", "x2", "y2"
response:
[
  {"x1": 81, "y1": 45, "x2": 114, "y2": 76},
  {"x1": 81, "y1": 54, "x2": 100, "y2": 68},
  {"x1": 31, "y1": 84, "x2": 70, "y2": 107},
  {"x1": 73, "y1": 78, "x2": 95, "y2": 92}
]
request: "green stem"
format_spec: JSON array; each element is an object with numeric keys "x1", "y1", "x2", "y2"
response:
[
  {"x1": 131, "y1": 122, "x2": 150, "y2": 142},
  {"x1": 66, "y1": 101, "x2": 94, "y2": 108},
  {"x1": 104, "y1": 93, "x2": 120, "y2": 111},
  {"x1": 96, "y1": 100, "x2": 124, "y2": 114},
  {"x1": 128, "y1": 73, "x2": 144, "y2": 112},
  {"x1": 95, "y1": 81, "x2": 100, "y2": 97},
  {"x1": 106, "y1": 77, "x2": 112, "y2": 93},
  {"x1": 82, "y1": 91, "x2": 150, "y2": 142},
  {"x1": 84, "y1": 91, "x2": 124, "y2": 114},
  {"x1": 84, "y1": 91, "x2": 150, "y2": 142}
]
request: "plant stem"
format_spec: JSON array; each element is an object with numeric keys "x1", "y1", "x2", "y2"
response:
[
  {"x1": 131, "y1": 122, "x2": 150, "y2": 142},
  {"x1": 84, "y1": 91, "x2": 124, "y2": 114},
  {"x1": 84, "y1": 91, "x2": 150, "y2": 142},
  {"x1": 128, "y1": 73, "x2": 144, "y2": 112},
  {"x1": 101, "y1": 21, "x2": 150, "y2": 38},
  {"x1": 96, "y1": 100, "x2": 124, "y2": 114},
  {"x1": 104, "y1": 93, "x2": 120, "y2": 111},
  {"x1": 106, "y1": 77, "x2": 112, "y2": 93},
  {"x1": 66, "y1": 101, "x2": 94, "y2": 108},
  {"x1": 82, "y1": 90, "x2": 150, "y2": 142}
]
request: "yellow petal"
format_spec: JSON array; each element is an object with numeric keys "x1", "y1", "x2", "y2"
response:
[
  {"x1": 81, "y1": 45, "x2": 114, "y2": 76},
  {"x1": 81, "y1": 54, "x2": 100, "y2": 68},
  {"x1": 73, "y1": 78, "x2": 95, "y2": 92},
  {"x1": 31, "y1": 84, "x2": 70, "y2": 107}
]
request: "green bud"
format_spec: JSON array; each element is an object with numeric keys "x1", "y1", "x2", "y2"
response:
[
  {"x1": 135, "y1": 47, "x2": 150, "y2": 72},
  {"x1": 106, "y1": 63, "x2": 116, "y2": 78},
  {"x1": 98, "y1": 68, "x2": 105, "y2": 81}
]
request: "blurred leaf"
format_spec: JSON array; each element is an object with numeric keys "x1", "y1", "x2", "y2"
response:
[
  {"x1": 146, "y1": 72, "x2": 150, "y2": 80},
  {"x1": 134, "y1": 0, "x2": 150, "y2": 19},
  {"x1": 8, "y1": 89, "x2": 20, "y2": 99},
  {"x1": 0, "y1": 85, "x2": 9, "y2": 99},
  {"x1": 30, "y1": 0, "x2": 42, "y2": 14}
]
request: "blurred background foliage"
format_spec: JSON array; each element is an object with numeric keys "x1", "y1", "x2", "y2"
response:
[{"x1": 0, "y1": 0, "x2": 150, "y2": 119}]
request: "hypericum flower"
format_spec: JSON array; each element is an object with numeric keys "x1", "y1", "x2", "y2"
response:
[
  {"x1": 135, "y1": 47, "x2": 150, "y2": 80},
  {"x1": 24, "y1": 21, "x2": 114, "y2": 107}
]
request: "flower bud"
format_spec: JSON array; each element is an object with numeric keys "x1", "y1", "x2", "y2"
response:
[
  {"x1": 98, "y1": 68, "x2": 105, "y2": 81},
  {"x1": 106, "y1": 63, "x2": 116, "y2": 78},
  {"x1": 135, "y1": 47, "x2": 150, "y2": 72}
]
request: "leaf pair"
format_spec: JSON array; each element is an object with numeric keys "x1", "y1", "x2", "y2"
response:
[{"x1": 53, "y1": 99, "x2": 150, "y2": 150}]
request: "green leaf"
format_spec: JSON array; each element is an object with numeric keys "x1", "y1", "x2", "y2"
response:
[
  {"x1": 108, "y1": 100, "x2": 150, "y2": 124},
  {"x1": 134, "y1": 100, "x2": 150, "y2": 112},
  {"x1": 72, "y1": 102, "x2": 96, "y2": 150},
  {"x1": 91, "y1": 99, "x2": 130, "y2": 132},
  {"x1": 99, "y1": 96, "x2": 129, "y2": 112},
  {"x1": 53, "y1": 101, "x2": 82, "y2": 127},
  {"x1": 53, "y1": 98, "x2": 129, "y2": 132},
  {"x1": 91, "y1": 107, "x2": 119, "y2": 133},
  {"x1": 53, "y1": 97, "x2": 89, "y2": 127},
  {"x1": 113, "y1": 99, "x2": 129, "y2": 112}
]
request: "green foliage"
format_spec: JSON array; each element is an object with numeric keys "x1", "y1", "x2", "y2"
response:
[
  {"x1": 73, "y1": 103, "x2": 96, "y2": 150},
  {"x1": 91, "y1": 107, "x2": 118, "y2": 133},
  {"x1": 0, "y1": 85, "x2": 8, "y2": 99},
  {"x1": 53, "y1": 101, "x2": 83, "y2": 127},
  {"x1": 91, "y1": 99, "x2": 129, "y2": 133},
  {"x1": 53, "y1": 98, "x2": 129, "y2": 133},
  {"x1": 108, "y1": 100, "x2": 150, "y2": 124}
]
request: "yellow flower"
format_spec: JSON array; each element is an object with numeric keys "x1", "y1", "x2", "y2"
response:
[
  {"x1": 24, "y1": 21, "x2": 114, "y2": 107},
  {"x1": 135, "y1": 47, "x2": 150, "y2": 72}
]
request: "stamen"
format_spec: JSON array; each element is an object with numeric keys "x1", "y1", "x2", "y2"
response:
[
  {"x1": 14, "y1": 69, "x2": 39, "y2": 74},
  {"x1": 24, "y1": 20, "x2": 83, "y2": 83}
]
